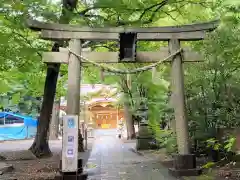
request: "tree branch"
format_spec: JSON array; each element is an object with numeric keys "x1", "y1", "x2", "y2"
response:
[
  {"x1": 76, "y1": 0, "x2": 209, "y2": 26},
  {"x1": 77, "y1": 0, "x2": 169, "y2": 26}
]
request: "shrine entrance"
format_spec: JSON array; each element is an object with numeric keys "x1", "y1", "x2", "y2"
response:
[
  {"x1": 88, "y1": 101, "x2": 124, "y2": 129},
  {"x1": 27, "y1": 18, "x2": 219, "y2": 179}
]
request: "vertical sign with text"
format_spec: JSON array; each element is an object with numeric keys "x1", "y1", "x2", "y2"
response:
[{"x1": 62, "y1": 115, "x2": 78, "y2": 172}]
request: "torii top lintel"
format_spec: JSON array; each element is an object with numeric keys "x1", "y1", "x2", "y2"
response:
[
  {"x1": 26, "y1": 19, "x2": 219, "y2": 41},
  {"x1": 27, "y1": 19, "x2": 219, "y2": 33}
]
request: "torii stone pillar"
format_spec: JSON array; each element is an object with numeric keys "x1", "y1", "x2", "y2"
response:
[
  {"x1": 66, "y1": 39, "x2": 84, "y2": 153},
  {"x1": 168, "y1": 39, "x2": 201, "y2": 176},
  {"x1": 60, "y1": 39, "x2": 87, "y2": 180}
]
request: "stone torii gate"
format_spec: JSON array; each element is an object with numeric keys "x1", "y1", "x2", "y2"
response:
[{"x1": 27, "y1": 19, "x2": 218, "y2": 179}]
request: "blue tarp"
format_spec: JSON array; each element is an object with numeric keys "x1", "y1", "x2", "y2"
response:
[
  {"x1": 0, "y1": 112, "x2": 38, "y2": 141},
  {"x1": 0, "y1": 112, "x2": 38, "y2": 127},
  {"x1": 0, "y1": 126, "x2": 37, "y2": 141}
]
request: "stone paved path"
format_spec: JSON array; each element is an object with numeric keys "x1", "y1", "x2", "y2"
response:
[{"x1": 86, "y1": 129, "x2": 177, "y2": 180}]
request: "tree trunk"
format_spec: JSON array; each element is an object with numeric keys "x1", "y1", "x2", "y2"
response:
[
  {"x1": 29, "y1": 0, "x2": 79, "y2": 158},
  {"x1": 49, "y1": 100, "x2": 60, "y2": 140},
  {"x1": 124, "y1": 96, "x2": 136, "y2": 139},
  {"x1": 120, "y1": 76, "x2": 136, "y2": 140},
  {"x1": 29, "y1": 63, "x2": 60, "y2": 158}
]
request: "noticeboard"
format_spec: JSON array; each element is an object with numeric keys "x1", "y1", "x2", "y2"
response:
[{"x1": 62, "y1": 115, "x2": 78, "y2": 172}]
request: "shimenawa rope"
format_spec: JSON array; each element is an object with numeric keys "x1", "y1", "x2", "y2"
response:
[{"x1": 67, "y1": 48, "x2": 182, "y2": 74}]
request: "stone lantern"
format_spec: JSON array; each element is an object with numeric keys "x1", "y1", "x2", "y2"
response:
[{"x1": 136, "y1": 101, "x2": 152, "y2": 150}]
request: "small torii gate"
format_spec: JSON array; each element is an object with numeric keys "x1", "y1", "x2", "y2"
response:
[{"x1": 27, "y1": 19, "x2": 219, "y2": 179}]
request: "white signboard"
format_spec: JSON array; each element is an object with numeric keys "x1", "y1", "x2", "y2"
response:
[{"x1": 62, "y1": 115, "x2": 78, "y2": 172}]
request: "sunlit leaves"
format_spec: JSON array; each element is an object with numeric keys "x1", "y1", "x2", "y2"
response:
[
  {"x1": 0, "y1": 0, "x2": 59, "y2": 110},
  {"x1": 184, "y1": 2, "x2": 240, "y2": 138}
]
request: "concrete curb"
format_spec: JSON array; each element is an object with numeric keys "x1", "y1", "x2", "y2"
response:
[
  {"x1": 0, "y1": 162, "x2": 14, "y2": 175},
  {"x1": 0, "y1": 138, "x2": 34, "y2": 143}
]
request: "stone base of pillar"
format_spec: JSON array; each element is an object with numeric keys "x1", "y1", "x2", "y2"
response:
[
  {"x1": 54, "y1": 172, "x2": 88, "y2": 180},
  {"x1": 168, "y1": 154, "x2": 202, "y2": 177},
  {"x1": 57, "y1": 159, "x2": 88, "y2": 180},
  {"x1": 136, "y1": 124, "x2": 152, "y2": 150}
]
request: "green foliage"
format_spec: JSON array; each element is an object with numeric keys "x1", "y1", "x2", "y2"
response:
[
  {"x1": 206, "y1": 136, "x2": 236, "y2": 156},
  {"x1": 206, "y1": 138, "x2": 222, "y2": 151},
  {"x1": 203, "y1": 136, "x2": 237, "y2": 170},
  {"x1": 224, "y1": 137, "x2": 236, "y2": 152},
  {"x1": 202, "y1": 162, "x2": 215, "y2": 169},
  {"x1": 0, "y1": 0, "x2": 64, "y2": 113},
  {"x1": 182, "y1": 0, "x2": 240, "y2": 155}
]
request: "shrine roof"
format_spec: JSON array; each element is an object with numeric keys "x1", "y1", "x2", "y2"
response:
[{"x1": 85, "y1": 98, "x2": 117, "y2": 105}]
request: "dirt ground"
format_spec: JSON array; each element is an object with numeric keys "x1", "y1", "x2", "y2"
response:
[
  {"x1": 0, "y1": 149, "x2": 93, "y2": 180},
  {"x1": 0, "y1": 139, "x2": 93, "y2": 180},
  {"x1": 0, "y1": 150, "x2": 60, "y2": 180}
]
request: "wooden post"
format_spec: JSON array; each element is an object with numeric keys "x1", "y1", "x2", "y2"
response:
[
  {"x1": 100, "y1": 68, "x2": 104, "y2": 82},
  {"x1": 117, "y1": 106, "x2": 119, "y2": 125},
  {"x1": 49, "y1": 100, "x2": 60, "y2": 140},
  {"x1": 152, "y1": 67, "x2": 157, "y2": 82},
  {"x1": 83, "y1": 102, "x2": 88, "y2": 150},
  {"x1": 169, "y1": 39, "x2": 189, "y2": 155},
  {"x1": 84, "y1": 127, "x2": 87, "y2": 150},
  {"x1": 127, "y1": 74, "x2": 131, "y2": 89}
]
